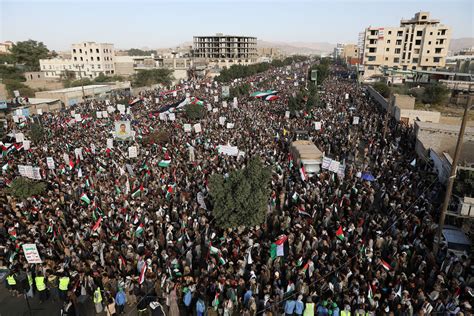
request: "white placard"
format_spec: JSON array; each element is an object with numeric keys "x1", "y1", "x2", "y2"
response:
[
  {"x1": 102, "y1": 111, "x2": 109, "y2": 118},
  {"x1": 128, "y1": 146, "x2": 138, "y2": 158},
  {"x1": 13, "y1": 116, "x2": 19, "y2": 123},
  {"x1": 219, "y1": 116, "x2": 226, "y2": 126},
  {"x1": 184, "y1": 124, "x2": 192, "y2": 133},
  {"x1": 18, "y1": 165, "x2": 27, "y2": 177},
  {"x1": 25, "y1": 165, "x2": 34, "y2": 179},
  {"x1": 23, "y1": 140, "x2": 31, "y2": 150},
  {"x1": 322, "y1": 157, "x2": 332, "y2": 170},
  {"x1": 226, "y1": 123, "x2": 234, "y2": 129},
  {"x1": 155, "y1": 98, "x2": 160, "y2": 104},
  {"x1": 193, "y1": 123, "x2": 202, "y2": 133},
  {"x1": 96, "y1": 111, "x2": 103, "y2": 119},
  {"x1": 222, "y1": 101, "x2": 227, "y2": 108},
  {"x1": 281, "y1": 81, "x2": 285, "y2": 85},
  {"x1": 159, "y1": 113, "x2": 167, "y2": 121},
  {"x1": 285, "y1": 111, "x2": 290, "y2": 119},
  {"x1": 173, "y1": 91, "x2": 177, "y2": 97},
  {"x1": 22, "y1": 244, "x2": 42, "y2": 264},
  {"x1": 207, "y1": 104, "x2": 212, "y2": 111},
  {"x1": 294, "y1": 82, "x2": 299, "y2": 87},
  {"x1": 168, "y1": 113, "x2": 176, "y2": 121},
  {"x1": 74, "y1": 148, "x2": 83, "y2": 160},
  {"x1": 345, "y1": 93, "x2": 349, "y2": 100},
  {"x1": 105, "y1": 99, "x2": 110, "y2": 106},
  {"x1": 329, "y1": 160, "x2": 340, "y2": 173},
  {"x1": 32, "y1": 167, "x2": 42, "y2": 180},
  {"x1": 107, "y1": 106, "x2": 115, "y2": 113},
  {"x1": 314, "y1": 121, "x2": 322, "y2": 130},
  {"x1": 212, "y1": 108, "x2": 218, "y2": 113},
  {"x1": 233, "y1": 97, "x2": 238, "y2": 108},
  {"x1": 14, "y1": 90, "x2": 20, "y2": 97},
  {"x1": 218, "y1": 145, "x2": 239, "y2": 156},
  {"x1": 15, "y1": 133, "x2": 24, "y2": 143},
  {"x1": 352, "y1": 116, "x2": 360, "y2": 125},
  {"x1": 214, "y1": 96, "x2": 218, "y2": 102},
  {"x1": 63, "y1": 153, "x2": 70, "y2": 165},
  {"x1": 117, "y1": 104, "x2": 126, "y2": 113},
  {"x1": 107, "y1": 138, "x2": 114, "y2": 149},
  {"x1": 71, "y1": 110, "x2": 76, "y2": 117},
  {"x1": 75, "y1": 114, "x2": 82, "y2": 122},
  {"x1": 37, "y1": 109, "x2": 43, "y2": 115},
  {"x1": 46, "y1": 157, "x2": 55, "y2": 170}
]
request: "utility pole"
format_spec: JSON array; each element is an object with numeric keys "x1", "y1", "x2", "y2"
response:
[{"x1": 434, "y1": 91, "x2": 472, "y2": 253}]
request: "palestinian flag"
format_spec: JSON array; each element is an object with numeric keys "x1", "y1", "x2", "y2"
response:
[
  {"x1": 336, "y1": 226, "x2": 344, "y2": 240},
  {"x1": 2, "y1": 163, "x2": 8, "y2": 171},
  {"x1": 380, "y1": 259, "x2": 392, "y2": 271},
  {"x1": 218, "y1": 254, "x2": 226, "y2": 265},
  {"x1": 135, "y1": 223, "x2": 144, "y2": 237},
  {"x1": 92, "y1": 217, "x2": 102, "y2": 231},
  {"x1": 138, "y1": 264, "x2": 147, "y2": 284},
  {"x1": 13, "y1": 143, "x2": 24, "y2": 151},
  {"x1": 158, "y1": 160, "x2": 171, "y2": 167},
  {"x1": 368, "y1": 284, "x2": 374, "y2": 301},
  {"x1": 131, "y1": 185, "x2": 144, "y2": 198},
  {"x1": 270, "y1": 235, "x2": 288, "y2": 259},
  {"x1": 69, "y1": 159, "x2": 75, "y2": 170},
  {"x1": 8, "y1": 227, "x2": 17, "y2": 240},
  {"x1": 298, "y1": 209, "x2": 311, "y2": 218},
  {"x1": 80, "y1": 193, "x2": 91, "y2": 205},
  {"x1": 209, "y1": 245, "x2": 220, "y2": 255},
  {"x1": 288, "y1": 153, "x2": 294, "y2": 169},
  {"x1": 165, "y1": 185, "x2": 174, "y2": 200},
  {"x1": 191, "y1": 97, "x2": 204, "y2": 106},
  {"x1": 304, "y1": 112, "x2": 312, "y2": 119},
  {"x1": 301, "y1": 261, "x2": 310, "y2": 274},
  {"x1": 265, "y1": 95, "x2": 279, "y2": 101},
  {"x1": 300, "y1": 165, "x2": 307, "y2": 181}
]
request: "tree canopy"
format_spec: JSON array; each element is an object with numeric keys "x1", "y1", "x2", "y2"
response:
[
  {"x1": 10, "y1": 40, "x2": 50, "y2": 71},
  {"x1": 373, "y1": 82, "x2": 391, "y2": 98},
  {"x1": 5, "y1": 177, "x2": 46, "y2": 200},
  {"x1": 185, "y1": 104, "x2": 206, "y2": 120},
  {"x1": 422, "y1": 83, "x2": 449, "y2": 105},
  {"x1": 127, "y1": 48, "x2": 155, "y2": 56},
  {"x1": 209, "y1": 156, "x2": 271, "y2": 229},
  {"x1": 133, "y1": 69, "x2": 173, "y2": 87}
]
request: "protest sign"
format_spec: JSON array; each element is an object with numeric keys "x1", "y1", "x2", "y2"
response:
[
  {"x1": 22, "y1": 244, "x2": 42, "y2": 264},
  {"x1": 345, "y1": 93, "x2": 349, "y2": 100},
  {"x1": 96, "y1": 111, "x2": 103, "y2": 119},
  {"x1": 107, "y1": 106, "x2": 115, "y2": 113},
  {"x1": 285, "y1": 111, "x2": 290, "y2": 119},
  {"x1": 74, "y1": 114, "x2": 82, "y2": 122},
  {"x1": 233, "y1": 97, "x2": 238, "y2": 108},
  {"x1": 71, "y1": 110, "x2": 76, "y2": 117},
  {"x1": 115, "y1": 121, "x2": 132, "y2": 140},
  {"x1": 219, "y1": 116, "x2": 226, "y2": 126},
  {"x1": 222, "y1": 101, "x2": 227, "y2": 108},
  {"x1": 102, "y1": 111, "x2": 108, "y2": 118},
  {"x1": 214, "y1": 96, "x2": 218, "y2": 102},
  {"x1": 184, "y1": 124, "x2": 192, "y2": 133},
  {"x1": 352, "y1": 116, "x2": 360, "y2": 125},
  {"x1": 213, "y1": 108, "x2": 218, "y2": 113},
  {"x1": 218, "y1": 145, "x2": 239, "y2": 156},
  {"x1": 63, "y1": 153, "x2": 70, "y2": 165},
  {"x1": 25, "y1": 165, "x2": 34, "y2": 179},
  {"x1": 33, "y1": 167, "x2": 42, "y2": 180},
  {"x1": 226, "y1": 123, "x2": 234, "y2": 129},
  {"x1": 117, "y1": 104, "x2": 126, "y2": 114},
  {"x1": 207, "y1": 104, "x2": 212, "y2": 111},
  {"x1": 193, "y1": 123, "x2": 202, "y2": 133},
  {"x1": 314, "y1": 122, "x2": 322, "y2": 130},
  {"x1": 13, "y1": 116, "x2": 19, "y2": 123},
  {"x1": 329, "y1": 159, "x2": 340, "y2": 173},
  {"x1": 23, "y1": 140, "x2": 31, "y2": 150},
  {"x1": 74, "y1": 148, "x2": 83, "y2": 160},
  {"x1": 128, "y1": 146, "x2": 138, "y2": 158},
  {"x1": 18, "y1": 165, "x2": 27, "y2": 177},
  {"x1": 15, "y1": 133, "x2": 24, "y2": 143},
  {"x1": 105, "y1": 99, "x2": 110, "y2": 106},
  {"x1": 322, "y1": 157, "x2": 332, "y2": 170},
  {"x1": 168, "y1": 113, "x2": 176, "y2": 121},
  {"x1": 159, "y1": 113, "x2": 167, "y2": 121},
  {"x1": 107, "y1": 138, "x2": 114, "y2": 149},
  {"x1": 46, "y1": 157, "x2": 55, "y2": 170},
  {"x1": 222, "y1": 86, "x2": 230, "y2": 98}
]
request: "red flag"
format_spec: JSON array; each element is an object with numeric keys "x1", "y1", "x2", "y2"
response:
[
  {"x1": 92, "y1": 217, "x2": 102, "y2": 231},
  {"x1": 138, "y1": 264, "x2": 147, "y2": 284}
]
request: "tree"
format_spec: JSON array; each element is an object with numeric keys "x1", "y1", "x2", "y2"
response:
[
  {"x1": 127, "y1": 48, "x2": 155, "y2": 56},
  {"x1": 29, "y1": 123, "x2": 45, "y2": 144},
  {"x1": 185, "y1": 104, "x2": 206, "y2": 120},
  {"x1": 133, "y1": 69, "x2": 173, "y2": 87},
  {"x1": 10, "y1": 40, "x2": 50, "y2": 71},
  {"x1": 6, "y1": 177, "x2": 46, "y2": 200},
  {"x1": 422, "y1": 83, "x2": 449, "y2": 105},
  {"x1": 60, "y1": 69, "x2": 76, "y2": 81},
  {"x1": 373, "y1": 82, "x2": 390, "y2": 98},
  {"x1": 209, "y1": 156, "x2": 271, "y2": 229},
  {"x1": 307, "y1": 61, "x2": 330, "y2": 86},
  {"x1": 3, "y1": 79, "x2": 35, "y2": 98},
  {"x1": 143, "y1": 131, "x2": 170, "y2": 145}
]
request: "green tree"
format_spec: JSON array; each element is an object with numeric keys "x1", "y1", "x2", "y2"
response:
[
  {"x1": 143, "y1": 130, "x2": 170, "y2": 145},
  {"x1": 209, "y1": 156, "x2": 271, "y2": 229},
  {"x1": 422, "y1": 83, "x2": 449, "y2": 105},
  {"x1": 3, "y1": 79, "x2": 35, "y2": 98},
  {"x1": 373, "y1": 82, "x2": 391, "y2": 98},
  {"x1": 307, "y1": 61, "x2": 330, "y2": 86},
  {"x1": 94, "y1": 72, "x2": 124, "y2": 83},
  {"x1": 29, "y1": 123, "x2": 45, "y2": 144},
  {"x1": 133, "y1": 69, "x2": 173, "y2": 87},
  {"x1": 185, "y1": 104, "x2": 206, "y2": 120},
  {"x1": 6, "y1": 177, "x2": 46, "y2": 200},
  {"x1": 10, "y1": 40, "x2": 50, "y2": 71},
  {"x1": 127, "y1": 48, "x2": 155, "y2": 56}
]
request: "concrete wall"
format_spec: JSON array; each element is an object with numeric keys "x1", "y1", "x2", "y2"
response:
[
  {"x1": 395, "y1": 108, "x2": 441, "y2": 125},
  {"x1": 366, "y1": 85, "x2": 388, "y2": 110}
]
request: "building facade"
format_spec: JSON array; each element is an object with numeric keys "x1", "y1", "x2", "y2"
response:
[
  {"x1": 0, "y1": 41, "x2": 14, "y2": 54},
  {"x1": 40, "y1": 42, "x2": 115, "y2": 79},
  {"x1": 193, "y1": 34, "x2": 257, "y2": 68},
  {"x1": 333, "y1": 43, "x2": 345, "y2": 59},
  {"x1": 361, "y1": 12, "x2": 451, "y2": 78}
]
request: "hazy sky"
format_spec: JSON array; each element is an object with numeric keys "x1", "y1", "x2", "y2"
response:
[{"x1": 1, "y1": 0, "x2": 473, "y2": 51}]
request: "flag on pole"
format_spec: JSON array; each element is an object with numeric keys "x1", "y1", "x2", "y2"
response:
[
  {"x1": 158, "y1": 159, "x2": 171, "y2": 167},
  {"x1": 80, "y1": 193, "x2": 91, "y2": 205},
  {"x1": 131, "y1": 185, "x2": 144, "y2": 198},
  {"x1": 368, "y1": 283, "x2": 374, "y2": 301},
  {"x1": 380, "y1": 259, "x2": 392, "y2": 271},
  {"x1": 336, "y1": 226, "x2": 344, "y2": 240},
  {"x1": 270, "y1": 235, "x2": 288, "y2": 259},
  {"x1": 209, "y1": 245, "x2": 219, "y2": 255},
  {"x1": 92, "y1": 217, "x2": 102, "y2": 231},
  {"x1": 138, "y1": 264, "x2": 147, "y2": 284},
  {"x1": 300, "y1": 165, "x2": 307, "y2": 181},
  {"x1": 165, "y1": 185, "x2": 174, "y2": 200}
]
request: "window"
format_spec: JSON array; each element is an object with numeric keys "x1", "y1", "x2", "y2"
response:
[
  {"x1": 439, "y1": 39, "x2": 444, "y2": 44},
  {"x1": 421, "y1": 15, "x2": 427, "y2": 20},
  {"x1": 385, "y1": 57, "x2": 388, "y2": 61},
  {"x1": 42, "y1": 65, "x2": 45, "y2": 70},
  {"x1": 79, "y1": 49, "x2": 82, "y2": 53},
  {"x1": 415, "y1": 40, "x2": 421, "y2": 45},
  {"x1": 430, "y1": 32, "x2": 433, "y2": 35},
  {"x1": 416, "y1": 31, "x2": 423, "y2": 36},
  {"x1": 394, "y1": 57, "x2": 400, "y2": 63},
  {"x1": 97, "y1": 57, "x2": 100, "y2": 61},
  {"x1": 397, "y1": 31, "x2": 403, "y2": 36},
  {"x1": 96, "y1": 49, "x2": 99, "y2": 53},
  {"x1": 441, "y1": 29, "x2": 446, "y2": 35},
  {"x1": 425, "y1": 58, "x2": 429, "y2": 62},
  {"x1": 368, "y1": 56, "x2": 376, "y2": 61},
  {"x1": 370, "y1": 30, "x2": 377, "y2": 35},
  {"x1": 368, "y1": 48, "x2": 376, "y2": 53},
  {"x1": 435, "y1": 48, "x2": 442, "y2": 54},
  {"x1": 396, "y1": 40, "x2": 402, "y2": 45},
  {"x1": 412, "y1": 58, "x2": 419, "y2": 63},
  {"x1": 74, "y1": 57, "x2": 77, "y2": 61},
  {"x1": 49, "y1": 65, "x2": 51, "y2": 69},
  {"x1": 402, "y1": 66, "x2": 407, "y2": 70},
  {"x1": 387, "y1": 40, "x2": 391, "y2": 44},
  {"x1": 91, "y1": 65, "x2": 94, "y2": 69},
  {"x1": 414, "y1": 49, "x2": 420, "y2": 54},
  {"x1": 84, "y1": 43, "x2": 86, "y2": 47},
  {"x1": 428, "y1": 41, "x2": 431, "y2": 45},
  {"x1": 367, "y1": 65, "x2": 375, "y2": 70},
  {"x1": 388, "y1": 31, "x2": 392, "y2": 35},
  {"x1": 73, "y1": 49, "x2": 76, "y2": 53},
  {"x1": 80, "y1": 57, "x2": 83, "y2": 61},
  {"x1": 433, "y1": 57, "x2": 441, "y2": 63},
  {"x1": 386, "y1": 48, "x2": 390, "y2": 52},
  {"x1": 427, "y1": 50, "x2": 430, "y2": 54},
  {"x1": 46, "y1": 72, "x2": 49, "y2": 76},
  {"x1": 97, "y1": 65, "x2": 101, "y2": 69},
  {"x1": 91, "y1": 57, "x2": 94, "y2": 61},
  {"x1": 395, "y1": 48, "x2": 401, "y2": 54}
]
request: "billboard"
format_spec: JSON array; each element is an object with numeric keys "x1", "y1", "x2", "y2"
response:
[{"x1": 114, "y1": 121, "x2": 132, "y2": 140}]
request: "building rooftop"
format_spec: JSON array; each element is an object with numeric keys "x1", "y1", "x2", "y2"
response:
[
  {"x1": 415, "y1": 121, "x2": 474, "y2": 135},
  {"x1": 44, "y1": 85, "x2": 110, "y2": 93}
]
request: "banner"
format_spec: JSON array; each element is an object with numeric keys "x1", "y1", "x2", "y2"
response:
[
  {"x1": 193, "y1": 123, "x2": 202, "y2": 133},
  {"x1": 115, "y1": 121, "x2": 132, "y2": 140},
  {"x1": 22, "y1": 244, "x2": 42, "y2": 264},
  {"x1": 184, "y1": 124, "x2": 192, "y2": 133},
  {"x1": 32, "y1": 167, "x2": 42, "y2": 180},
  {"x1": 168, "y1": 113, "x2": 176, "y2": 121},
  {"x1": 314, "y1": 121, "x2": 322, "y2": 130},
  {"x1": 218, "y1": 145, "x2": 239, "y2": 156},
  {"x1": 128, "y1": 146, "x2": 138, "y2": 158},
  {"x1": 352, "y1": 116, "x2": 359, "y2": 125},
  {"x1": 15, "y1": 133, "x2": 24, "y2": 143},
  {"x1": 46, "y1": 157, "x2": 55, "y2": 170}
]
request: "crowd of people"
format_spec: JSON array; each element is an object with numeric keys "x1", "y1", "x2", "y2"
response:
[{"x1": 1, "y1": 60, "x2": 472, "y2": 316}]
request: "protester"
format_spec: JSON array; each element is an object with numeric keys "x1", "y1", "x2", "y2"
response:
[{"x1": 1, "y1": 60, "x2": 472, "y2": 316}]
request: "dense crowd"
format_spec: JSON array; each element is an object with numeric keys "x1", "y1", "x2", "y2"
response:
[{"x1": 1, "y1": 61, "x2": 472, "y2": 316}]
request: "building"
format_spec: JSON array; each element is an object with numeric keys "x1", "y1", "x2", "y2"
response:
[
  {"x1": 333, "y1": 44, "x2": 345, "y2": 59},
  {"x1": 114, "y1": 55, "x2": 191, "y2": 81},
  {"x1": 40, "y1": 42, "x2": 115, "y2": 79},
  {"x1": 341, "y1": 44, "x2": 360, "y2": 65},
  {"x1": 361, "y1": 12, "x2": 451, "y2": 78},
  {"x1": 193, "y1": 34, "x2": 257, "y2": 68},
  {"x1": 257, "y1": 47, "x2": 284, "y2": 60},
  {"x1": 414, "y1": 121, "x2": 474, "y2": 183},
  {"x1": 0, "y1": 41, "x2": 14, "y2": 54}
]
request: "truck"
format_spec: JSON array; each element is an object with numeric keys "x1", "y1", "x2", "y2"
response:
[{"x1": 290, "y1": 140, "x2": 324, "y2": 175}]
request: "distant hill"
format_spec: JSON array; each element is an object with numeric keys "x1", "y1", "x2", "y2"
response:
[{"x1": 449, "y1": 38, "x2": 474, "y2": 53}]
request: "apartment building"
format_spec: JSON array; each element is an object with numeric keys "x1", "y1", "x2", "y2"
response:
[
  {"x1": 193, "y1": 34, "x2": 257, "y2": 68},
  {"x1": 341, "y1": 44, "x2": 360, "y2": 65},
  {"x1": 0, "y1": 41, "x2": 14, "y2": 54},
  {"x1": 40, "y1": 42, "x2": 115, "y2": 79},
  {"x1": 333, "y1": 44, "x2": 345, "y2": 59},
  {"x1": 361, "y1": 12, "x2": 451, "y2": 78}
]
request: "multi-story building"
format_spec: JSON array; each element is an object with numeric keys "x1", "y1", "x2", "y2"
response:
[
  {"x1": 40, "y1": 42, "x2": 115, "y2": 79},
  {"x1": 361, "y1": 12, "x2": 451, "y2": 78},
  {"x1": 0, "y1": 41, "x2": 14, "y2": 54},
  {"x1": 341, "y1": 44, "x2": 360, "y2": 65},
  {"x1": 192, "y1": 33, "x2": 257, "y2": 68},
  {"x1": 333, "y1": 43, "x2": 345, "y2": 59}
]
